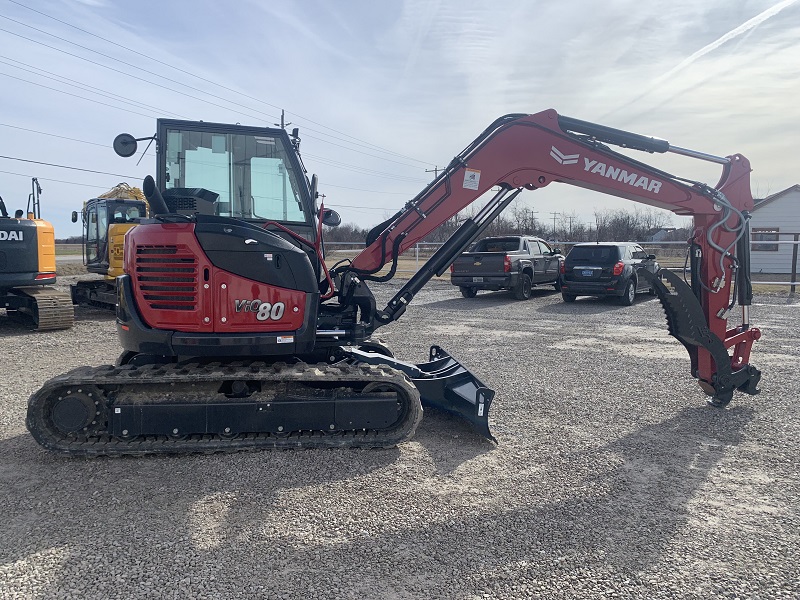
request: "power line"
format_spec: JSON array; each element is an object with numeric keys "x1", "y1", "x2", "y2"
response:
[
  {"x1": 0, "y1": 123, "x2": 423, "y2": 183},
  {"x1": 0, "y1": 122, "x2": 155, "y2": 157},
  {"x1": 0, "y1": 27, "x2": 271, "y2": 123},
  {"x1": 326, "y1": 202, "x2": 398, "y2": 210},
  {"x1": 321, "y1": 182, "x2": 415, "y2": 195},
  {"x1": 0, "y1": 167, "x2": 409, "y2": 211},
  {"x1": 307, "y1": 153, "x2": 429, "y2": 183},
  {"x1": 0, "y1": 17, "x2": 278, "y2": 122},
  {"x1": 0, "y1": 70, "x2": 156, "y2": 119},
  {"x1": 0, "y1": 155, "x2": 141, "y2": 179},
  {"x1": 0, "y1": 8, "x2": 432, "y2": 166},
  {"x1": 564, "y1": 215, "x2": 576, "y2": 237},
  {"x1": 0, "y1": 168, "x2": 126, "y2": 189},
  {"x1": 0, "y1": 54, "x2": 189, "y2": 119},
  {"x1": 0, "y1": 158, "x2": 416, "y2": 203},
  {"x1": 1, "y1": 71, "x2": 424, "y2": 175},
  {"x1": 0, "y1": 123, "x2": 106, "y2": 148},
  {"x1": 0, "y1": 25, "x2": 427, "y2": 169}
]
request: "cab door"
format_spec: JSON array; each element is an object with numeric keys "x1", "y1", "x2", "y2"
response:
[
  {"x1": 526, "y1": 239, "x2": 545, "y2": 283},
  {"x1": 84, "y1": 203, "x2": 99, "y2": 266}
]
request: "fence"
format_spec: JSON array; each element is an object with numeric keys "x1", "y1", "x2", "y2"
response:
[{"x1": 326, "y1": 238, "x2": 800, "y2": 293}]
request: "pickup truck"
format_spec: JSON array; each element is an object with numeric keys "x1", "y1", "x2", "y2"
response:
[{"x1": 450, "y1": 235, "x2": 564, "y2": 300}]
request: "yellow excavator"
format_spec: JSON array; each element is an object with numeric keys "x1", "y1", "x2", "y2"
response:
[
  {"x1": 70, "y1": 183, "x2": 149, "y2": 309},
  {"x1": 0, "y1": 178, "x2": 74, "y2": 330}
]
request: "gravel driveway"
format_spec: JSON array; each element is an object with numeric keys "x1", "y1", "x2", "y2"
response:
[{"x1": 1, "y1": 276, "x2": 798, "y2": 599}]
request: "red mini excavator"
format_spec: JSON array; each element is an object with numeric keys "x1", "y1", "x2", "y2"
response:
[{"x1": 27, "y1": 110, "x2": 761, "y2": 456}]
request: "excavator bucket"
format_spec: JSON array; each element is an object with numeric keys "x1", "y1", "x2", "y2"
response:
[
  {"x1": 342, "y1": 346, "x2": 496, "y2": 442},
  {"x1": 639, "y1": 269, "x2": 761, "y2": 406}
]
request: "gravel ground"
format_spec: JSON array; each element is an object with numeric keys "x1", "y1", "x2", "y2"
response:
[{"x1": 1, "y1": 275, "x2": 798, "y2": 599}]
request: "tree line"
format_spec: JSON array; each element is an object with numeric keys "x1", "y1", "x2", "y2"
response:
[
  {"x1": 325, "y1": 203, "x2": 691, "y2": 244},
  {"x1": 57, "y1": 205, "x2": 691, "y2": 245}
]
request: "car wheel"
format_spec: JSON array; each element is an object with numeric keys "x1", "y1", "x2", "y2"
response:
[
  {"x1": 513, "y1": 273, "x2": 532, "y2": 300},
  {"x1": 619, "y1": 279, "x2": 636, "y2": 306},
  {"x1": 554, "y1": 279, "x2": 562, "y2": 292},
  {"x1": 561, "y1": 293, "x2": 576, "y2": 303},
  {"x1": 459, "y1": 286, "x2": 477, "y2": 298}
]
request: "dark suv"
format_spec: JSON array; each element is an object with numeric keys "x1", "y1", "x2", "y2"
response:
[{"x1": 560, "y1": 242, "x2": 659, "y2": 305}]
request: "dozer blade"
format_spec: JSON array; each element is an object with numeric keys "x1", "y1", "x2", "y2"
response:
[
  {"x1": 343, "y1": 345, "x2": 496, "y2": 442},
  {"x1": 639, "y1": 269, "x2": 761, "y2": 406}
]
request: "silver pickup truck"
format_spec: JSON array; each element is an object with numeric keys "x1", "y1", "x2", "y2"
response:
[{"x1": 450, "y1": 235, "x2": 564, "y2": 300}]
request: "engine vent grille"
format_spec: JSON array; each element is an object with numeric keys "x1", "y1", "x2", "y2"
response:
[
  {"x1": 134, "y1": 245, "x2": 198, "y2": 311},
  {"x1": 165, "y1": 196, "x2": 196, "y2": 212}
]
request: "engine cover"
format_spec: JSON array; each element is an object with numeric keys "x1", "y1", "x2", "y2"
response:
[{"x1": 122, "y1": 217, "x2": 317, "y2": 336}]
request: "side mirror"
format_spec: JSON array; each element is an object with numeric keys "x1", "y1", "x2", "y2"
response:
[
  {"x1": 321, "y1": 208, "x2": 341, "y2": 227},
  {"x1": 647, "y1": 254, "x2": 657, "y2": 260},
  {"x1": 551, "y1": 248, "x2": 562, "y2": 255},
  {"x1": 113, "y1": 133, "x2": 138, "y2": 158},
  {"x1": 71, "y1": 211, "x2": 78, "y2": 223}
]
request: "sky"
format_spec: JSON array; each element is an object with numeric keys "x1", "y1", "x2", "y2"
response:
[{"x1": 1, "y1": 0, "x2": 799, "y2": 238}]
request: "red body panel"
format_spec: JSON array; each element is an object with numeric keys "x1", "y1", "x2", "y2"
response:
[{"x1": 124, "y1": 222, "x2": 306, "y2": 333}]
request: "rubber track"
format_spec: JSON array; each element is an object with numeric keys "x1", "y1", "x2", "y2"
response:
[
  {"x1": 26, "y1": 361, "x2": 423, "y2": 457},
  {"x1": 17, "y1": 286, "x2": 74, "y2": 330}
]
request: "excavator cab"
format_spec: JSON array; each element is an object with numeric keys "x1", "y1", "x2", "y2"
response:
[
  {"x1": 70, "y1": 190, "x2": 148, "y2": 309},
  {"x1": 159, "y1": 121, "x2": 312, "y2": 216},
  {"x1": 74, "y1": 198, "x2": 148, "y2": 277},
  {"x1": 155, "y1": 119, "x2": 329, "y2": 283}
]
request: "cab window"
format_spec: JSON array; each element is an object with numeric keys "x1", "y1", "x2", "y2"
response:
[
  {"x1": 85, "y1": 206, "x2": 98, "y2": 262},
  {"x1": 164, "y1": 128, "x2": 310, "y2": 224}
]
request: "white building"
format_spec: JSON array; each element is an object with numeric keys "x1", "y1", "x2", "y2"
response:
[{"x1": 749, "y1": 184, "x2": 800, "y2": 275}]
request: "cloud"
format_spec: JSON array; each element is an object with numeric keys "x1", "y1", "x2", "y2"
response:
[
  {"x1": 605, "y1": 0, "x2": 799, "y2": 120},
  {"x1": 1, "y1": 0, "x2": 800, "y2": 235}
]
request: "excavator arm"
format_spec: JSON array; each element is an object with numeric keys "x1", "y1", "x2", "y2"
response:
[{"x1": 335, "y1": 109, "x2": 761, "y2": 408}]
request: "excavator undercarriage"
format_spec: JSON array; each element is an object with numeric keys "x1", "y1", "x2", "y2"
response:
[
  {"x1": 27, "y1": 360, "x2": 423, "y2": 457},
  {"x1": 27, "y1": 343, "x2": 494, "y2": 457}
]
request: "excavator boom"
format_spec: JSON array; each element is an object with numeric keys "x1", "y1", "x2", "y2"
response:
[
  {"x1": 351, "y1": 110, "x2": 751, "y2": 271},
  {"x1": 341, "y1": 109, "x2": 760, "y2": 407}
]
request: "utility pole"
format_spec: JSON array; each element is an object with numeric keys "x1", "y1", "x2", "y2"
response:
[
  {"x1": 564, "y1": 215, "x2": 576, "y2": 239},
  {"x1": 425, "y1": 166, "x2": 443, "y2": 178},
  {"x1": 274, "y1": 109, "x2": 291, "y2": 129},
  {"x1": 525, "y1": 209, "x2": 539, "y2": 233},
  {"x1": 550, "y1": 212, "x2": 560, "y2": 238}
]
